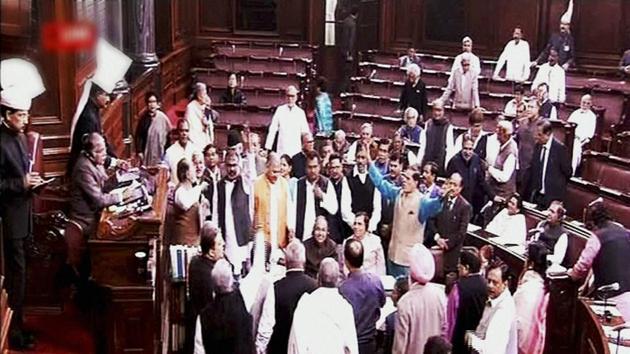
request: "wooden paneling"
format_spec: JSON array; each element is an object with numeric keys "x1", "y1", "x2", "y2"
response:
[
  {"x1": 277, "y1": 0, "x2": 307, "y2": 40},
  {"x1": 160, "y1": 45, "x2": 192, "y2": 110},
  {"x1": 0, "y1": 0, "x2": 30, "y2": 36},
  {"x1": 198, "y1": 0, "x2": 232, "y2": 34}
]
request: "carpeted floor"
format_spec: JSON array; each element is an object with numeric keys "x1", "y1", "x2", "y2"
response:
[{"x1": 9, "y1": 302, "x2": 94, "y2": 354}]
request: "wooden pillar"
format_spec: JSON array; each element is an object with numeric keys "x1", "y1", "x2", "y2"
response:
[{"x1": 124, "y1": 0, "x2": 159, "y2": 78}]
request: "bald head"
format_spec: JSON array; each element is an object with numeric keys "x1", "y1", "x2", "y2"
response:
[{"x1": 344, "y1": 238, "x2": 364, "y2": 271}]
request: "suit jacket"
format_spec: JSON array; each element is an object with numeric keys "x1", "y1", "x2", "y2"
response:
[
  {"x1": 446, "y1": 152, "x2": 494, "y2": 214},
  {"x1": 432, "y1": 196, "x2": 472, "y2": 273},
  {"x1": 268, "y1": 270, "x2": 317, "y2": 354},
  {"x1": 291, "y1": 151, "x2": 307, "y2": 179},
  {"x1": 528, "y1": 138, "x2": 571, "y2": 206},
  {"x1": 67, "y1": 99, "x2": 116, "y2": 176},
  {"x1": 440, "y1": 68, "x2": 480, "y2": 110},
  {"x1": 0, "y1": 123, "x2": 32, "y2": 239},
  {"x1": 188, "y1": 255, "x2": 216, "y2": 316},
  {"x1": 69, "y1": 154, "x2": 120, "y2": 236},
  {"x1": 399, "y1": 79, "x2": 428, "y2": 117}
]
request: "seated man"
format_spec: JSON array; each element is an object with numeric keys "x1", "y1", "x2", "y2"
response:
[
  {"x1": 567, "y1": 94, "x2": 596, "y2": 174},
  {"x1": 529, "y1": 201, "x2": 568, "y2": 265},
  {"x1": 70, "y1": 132, "x2": 129, "y2": 238},
  {"x1": 399, "y1": 47, "x2": 422, "y2": 68},
  {"x1": 397, "y1": 107, "x2": 423, "y2": 144},
  {"x1": 485, "y1": 192, "x2": 527, "y2": 246}
]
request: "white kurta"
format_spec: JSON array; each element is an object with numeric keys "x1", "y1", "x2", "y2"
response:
[
  {"x1": 299, "y1": 179, "x2": 338, "y2": 241},
  {"x1": 485, "y1": 209, "x2": 527, "y2": 246},
  {"x1": 452, "y1": 52, "x2": 482, "y2": 76},
  {"x1": 324, "y1": 0, "x2": 337, "y2": 46},
  {"x1": 493, "y1": 40, "x2": 531, "y2": 82},
  {"x1": 567, "y1": 109, "x2": 597, "y2": 174},
  {"x1": 265, "y1": 104, "x2": 310, "y2": 157},
  {"x1": 185, "y1": 100, "x2": 212, "y2": 151},
  {"x1": 531, "y1": 63, "x2": 566, "y2": 103},
  {"x1": 288, "y1": 287, "x2": 359, "y2": 354},
  {"x1": 163, "y1": 141, "x2": 195, "y2": 184}
]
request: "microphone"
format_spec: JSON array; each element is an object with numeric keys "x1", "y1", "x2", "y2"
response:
[{"x1": 598, "y1": 283, "x2": 620, "y2": 293}]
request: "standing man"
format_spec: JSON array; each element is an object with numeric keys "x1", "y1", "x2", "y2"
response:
[
  {"x1": 346, "y1": 122, "x2": 376, "y2": 164},
  {"x1": 134, "y1": 91, "x2": 172, "y2": 167},
  {"x1": 163, "y1": 119, "x2": 196, "y2": 184},
  {"x1": 339, "y1": 239, "x2": 386, "y2": 354},
  {"x1": 536, "y1": 83, "x2": 558, "y2": 120},
  {"x1": 493, "y1": 26, "x2": 531, "y2": 82},
  {"x1": 67, "y1": 83, "x2": 116, "y2": 176},
  {"x1": 516, "y1": 100, "x2": 542, "y2": 197},
  {"x1": 531, "y1": 49, "x2": 566, "y2": 104},
  {"x1": 528, "y1": 120, "x2": 572, "y2": 209},
  {"x1": 568, "y1": 94, "x2": 597, "y2": 174},
  {"x1": 441, "y1": 53, "x2": 480, "y2": 110},
  {"x1": 340, "y1": 6, "x2": 358, "y2": 62},
  {"x1": 398, "y1": 64, "x2": 428, "y2": 117},
  {"x1": 452, "y1": 36, "x2": 481, "y2": 75},
  {"x1": 201, "y1": 143, "x2": 221, "y2": 221},
  {"x1": 214, "y1": 150, "x2": 255, "y2": 276},
  {"x1": 294, "y1": 152, "x2": 338, "y2": 241},
  {"x1": 432, "y1": 173, "x2": 472, "y2": 276},
  {"x1": 417, "y1": 100, "x2": 456, "y2": 177},
  {"x1": 267, "y1": 240, "x2": 318, "y2": 354},
  {"x1": 291, "y1": 132, "x2": 315, "y2": 179},
  {"x1": 487, "y1": 120, "x2": 519, "y2": 200},
  {"x1": 1, "y1": 89, "x2": 43, "y2": 349},
  {"x1": 254, "y1": 153, "x2": 295, "y2": 250},
  {"x1": 326, "y1": 153, "x2": 355, "y2": 244},
  {"x1": 265, "y1": 85, "x2": 310, "y2": 157},
  {"x1": 344, "y1": 144, "x2": 382, "y2": 233},
  {"x1": 393, "y1": 244, "x2": 447, "y2": 354},
  {"x1": 534, "y1": 11, "x2": 575, "y2": 69}
]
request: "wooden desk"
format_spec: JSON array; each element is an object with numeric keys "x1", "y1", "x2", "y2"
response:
[{"x1": 89, "y1": 167, "x2": 170, "y2": 354}]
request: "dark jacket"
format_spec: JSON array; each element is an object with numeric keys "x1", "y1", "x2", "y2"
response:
[
  {"x1": 528, "y1": 138, "x2": 572, "y2": 207},
  {"x1": 220, "y1": 87, "x2": 247, "y2": 105},
  {"x1": 399, "y1": 79, "x2": 428, "y2": 117},
  {"x1": 452, "y1": 274, "x2": 488, "y2": 353},
  {"x1": 200, "y1": 289, "x2": 253, "y2": 354},
  {"x1": 432, "y1": 196, "x2": 472, "y2": 273},
  {"x1": 268, "y1": 270, "x2": 317, "y2": 354},
  {"x1": 188, "y1": 255, "x2": 216, "y2": 316},
  {"x1": 446, "y1": 152, "x2": 494, "y2": 215},
  {"x1": 67, "y1": 99, "x2": 116, "y2": 176},
  {"x1": 0, "y1": 123, "x2": 32, "y2": 240},
  {"x1": 69, "y1": 154, "x2": 120, "y2": 237},
  {"x1": 291, "y1": 151, "x2": 307, "y2": 179}
]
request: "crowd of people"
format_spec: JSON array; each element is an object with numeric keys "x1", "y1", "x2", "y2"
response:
[{"x1": 2, "y1": 6, "x2": 630, "y2": 354}]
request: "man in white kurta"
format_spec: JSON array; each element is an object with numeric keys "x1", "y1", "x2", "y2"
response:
[
  {"x1": 288, "y1": 258, "x2": 358, "y2": 354},
  {"x1": 531, "y1": 49, "x2": 566, "y2": 103},
  {"x1": 185, "y1": 83, "x2": 213, "y2": 151},
  {"x1": 567, "y1": 94, "x2": 597, "y2": 174},
  {"x1": 265, "y1": 85, "x2": 310, "y2": 157},
  {"x1": 452, "y1": 36, "x2": 481, "y2": 76},
  {"x1": 493, "y1": 27, "x2": 531, "y2": 82},
  {"x1": 163, "y1": 119, "x2": 196, "y2": 184}
]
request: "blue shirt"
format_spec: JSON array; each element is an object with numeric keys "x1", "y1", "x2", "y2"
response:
[
  {"x1": 339, "y1": 270, "x2": 386, "y2": 344},
  {"x1": 397, "y1": 125, "x2": 422, "y2": 144}
]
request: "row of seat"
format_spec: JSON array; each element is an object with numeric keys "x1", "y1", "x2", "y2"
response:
[
  {"x1": 566, "y1": 177, "x2": 630, "y2": 229},
  {"x1": 193, "y1": 68, "x2": 304, "y2": 92},
  {"x1": 210, "y1": 54, "x2": 312, "y2": 75},
  {"x1": 579, "y1": 151, "x2": 630, "y2": 193},
  {"x1": 361, "y1": 50, "x2": 630, "y2": 93}
]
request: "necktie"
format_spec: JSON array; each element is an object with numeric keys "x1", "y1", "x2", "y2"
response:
[{"x1": 540, "y1": 146, "x2": 547, "y2": 163}]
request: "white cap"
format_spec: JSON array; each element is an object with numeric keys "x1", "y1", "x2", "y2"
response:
[
  {"x1": 560, "y1": 0, "x2": 573, "y2": 24},
  {"x1": 91, "y1": 38, "x2": 132, "y2": 93},
  {"x1": 1, "y1": 87, "x2": 32, "y2": 110},
  {"x1": 0, "y1": 58, "x2": 46, "y2": 100}
]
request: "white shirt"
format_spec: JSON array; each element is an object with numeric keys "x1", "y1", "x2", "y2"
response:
[
  {"x1": 469, "y1": 288, "x2": 518, "y2": 354},
  {"x1": 265, "y1": 104, "x2": 310, "y2": 156},
  {"x1": 568, "y1": 109, "x2": 597, "y2": 144},
  {"x1": 539, "y1": 137, "x2": 553, "y2": 194},
  {"x1": 485, "y1": 134, "x2": 501, "y2": 167},
  {"x1": 298, "y1": 179, "x2": 339, "y2": 240},
  {"x1": 531, "y1": 221, "x2": 568, "y2": 265},
  {"x1": 269, "y1": 181, "x2": 280, "y2": 249},
  {"x1": 531, "y1": 63, "x2": 566, "y2": 103},
  {"x1": 485, "y1": 209, "x2": 527, "y2": 246},
  {"x1": 342, "y1": 233, "x2": 386, "y2": 276},
  {"x1": 338, "y1": 177, "x2": 357, "y2": 228},
  {"x1": 452, "y1": 52, "x2": 482, "y2": 76},
  {"x1": 344, "y1": 166, "x2": 382, "y2": 231},
  {"x1": 163, "y1": 141, "x2": 196, "y2": 184},
  {"x1": 288, "y1": 287, "x2": 359, "y2": 354},
  {"x1": 493, "y1": 39, "x2": 531, "y2": 82},
  {"x1": 185, "y1": 100, "x2": 213, "y2": 151},
  {"x1": 488, "y1": 139, "x2": 517, "y2": 183}
]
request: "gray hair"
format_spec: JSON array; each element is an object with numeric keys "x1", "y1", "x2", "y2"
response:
[
  {"x1": 266, "y1": 151, "x2": 281, "y2": 168},
  {"x1": 461, "y1": 52, "x2": 472, "y2": 62},
  {"x1": 211, "y1": 259, "x2": 234, "y2": 294},
  {"x1": 285, "y1": 239, "x2": 306, "y2": 269},
  {"x1": 406, "y1": 63, "x2": 421, "y2": 76},
  {"x1": 404, "y1": 107, "x2": 419, "y2": 119},
  {"x1": 334, "y1": 129, "x2": 346, "y2": 140},
  {"x1": 318, "y1": 257, "x2": 340, "y2": 288},
  {"x1": 462, "y1": 36, "x2": 473, "y2": 44}
]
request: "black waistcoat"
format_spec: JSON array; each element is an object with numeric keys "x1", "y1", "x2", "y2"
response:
[
  {"x1": 218, "y1": 177, "x2": 251, "y2": 246},
  {"x1": 327, "y1": 178, "x2": 346, "y2": 244},
  {"x1": 346, "y1": 172, "x2": 375, "y2": 216},
  {"x1": 593, "y1": 222, "x2": 630, "y2": 297},
  {"x1": 540, "y1": 100, "x2": 554, "y2": 119}
]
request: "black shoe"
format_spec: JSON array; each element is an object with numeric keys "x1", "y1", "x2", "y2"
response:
[{"x1": 9, "y1": 331, "x2": 36, "y2": 350}]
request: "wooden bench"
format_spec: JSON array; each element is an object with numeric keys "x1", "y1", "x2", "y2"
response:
[
  {"x1": 192, "y1": 67, "x2": 305, "y2": 91},
  {"x1": 580, "y1": 151, "x2": 630, "y2": 193},
  {"x1": 565, "y1": 177, "x2": 630, "y2": 229},
  {"x1": 209, "y1": 53, "x2": 311, "y2": 75}
]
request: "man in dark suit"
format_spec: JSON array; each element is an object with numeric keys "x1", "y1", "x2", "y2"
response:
[
  {"x1": 67, "y1": 84, "x2": 116, "y2": 176},
  {"x1": 528, "y1": 119, "x2": 572, "y2": 209},
  {"x1": 0, "y1": 91, "x2": 43, "y2": 349},
  {"x1": 398, "y1": 63, "x2": 428, "y2": 118},
  {"x1": 268, "y1": 240, "x2": 317, "y2": 354},
  {"x1": 291, "y1": 132, "x2": 315, "y2": 179},
  {"x1": 339, "y1": 6, "x2": 358, "y2": 61},
  {"x1": 432, "y1": 173, "x2": 472, "y2": 276},
  {"x1": 446, "y1": 134, "x2": 495, "y2": 221}
]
